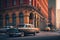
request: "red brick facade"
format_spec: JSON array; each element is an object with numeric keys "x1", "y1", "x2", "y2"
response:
[{"x1": 0, "y1": 0, "x2": 48, "y2": 30}]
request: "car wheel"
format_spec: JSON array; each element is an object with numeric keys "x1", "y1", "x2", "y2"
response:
[
  {"x1": 21, "y1": 32, "x2": 24, "y2": 37},
  {"x1": 9, "y1": 34, "x2": 13, "y2": 37},
  {"x1": 33, "y1": 32, "x2": 36, "y2": 36},
  {"x1": 36, "y1": 31, "x2": 40, "y2": 33}
]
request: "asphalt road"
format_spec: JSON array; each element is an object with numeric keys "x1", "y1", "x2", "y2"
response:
[{"x1": 0, "y1": 31, "x2": 60, "y2": 40}]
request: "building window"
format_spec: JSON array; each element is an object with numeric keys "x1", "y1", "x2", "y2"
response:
[
  {"x1": 19, "y1": 13, "x2": 24, "y2": 24},
  {"x1": 29, "y1": 13, "x2": 33, "y2": 19},
  {"x1": 5, "y1": 14, "x2": 9, "y2": 26},
  {"x1": 12, "y1": 0, "x2": 16, "y2": 6},
  {"x1": 29, "y1": 0, "x2": 31, "y2": 5},
  {"x1": 12, "y1": 14, "x2": 16, "y2": 26},
  {"x1": 29, "y1": 13, "x2": 34, "y2": 24},
  {"x1": 0, "y1": 0, "x2": 2, "y2": 9},
  {"x1": 0, "y1": 15, "x2": 3, "y2": 27},
  {"x1": 5, "y1": 0, "x2": 10, "y2": 7},
  {"x1": 20, "y1": 0, "x2": 23, "y2": 5}
]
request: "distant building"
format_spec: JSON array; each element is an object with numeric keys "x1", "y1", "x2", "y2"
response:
[
  {"x1": 56, "y1": 0, "x2": 60, "y2": 30},
  {"x1": 0, "y1": 0, "x2": 48, "y2": 30},
  {"x1": 48, "y1": 7, "x2": 56, "y2": 29},
  {"x1": 56, "y1": 9, "x2": 60, "y2": 29}
]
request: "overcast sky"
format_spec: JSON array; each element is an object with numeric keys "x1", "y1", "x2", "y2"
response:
[
  {"x1": 48, "y1": 0, "x2": 56, "y2": 8},
  {"x1": 48, "y1": 0, "x2": 56, "y2": 14}
]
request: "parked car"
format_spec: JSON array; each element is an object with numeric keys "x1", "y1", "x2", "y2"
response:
[
  {"x1": 17, "y1": 24, "x2": 40, "y2": 35},
  {"x1": 7, "y1": 28, "x2": 24, "y2": 37},
  {"x1": 0, "y1": 26, "x2": 11, "y2": 33},
  {"x1": 44, "y1": 27, "x2": 51, "y2": 31},
  {"x1": 35, "y1": 28, "x2": 40, "y2": 33}
]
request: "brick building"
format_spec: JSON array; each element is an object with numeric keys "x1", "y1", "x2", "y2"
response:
[{"x1": 0, "y1": 0, "x2": 48, "y2": 30}]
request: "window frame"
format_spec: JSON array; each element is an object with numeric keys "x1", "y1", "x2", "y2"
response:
[
  {"x1": 12, "y1": 13, "x2": 16, "y2": 26},
  {"x1": 0, "y1": 15, "x2": 3, "y2": 26},
  {"x1": 5, "y1": 14, "x2": 9, "y2": 26},
  {"x1": 19, "y1": 13, "x2": 24, "y2": 24}
]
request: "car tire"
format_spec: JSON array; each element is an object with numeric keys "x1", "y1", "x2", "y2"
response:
[
  {"x1": 21, "y1": 32, "x2": 24, "y2": 37},
  {"x1": 36, "y1": 31, "x2": 40, "y2": 33},
  {"x1": 9, "y1": 34, "x2": 13, "y2": 37},
  {"x1": 33, "y1": 32, "x2": 36, "y2": 36}
]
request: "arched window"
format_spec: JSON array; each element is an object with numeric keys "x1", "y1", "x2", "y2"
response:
[
  {"x1": 0, "y1": 15, "x2": 3, "y2": 27},
  {"x1": 0, "y1": 0, "x2": 2, "y2": 9},
  {"x1": 19, "y1": 12, "x2": 24, "y2": 24},
  {"x1": 29, "y1": 13, "x2": 33, "y2": 19},
  {"x1": 29, "y1": 0, "x2": 32, "y2": 5},
  {"x1": 12, "y1": 0, "x2": 16, "y2": 6},
  {"x1": 19, "y1": 0, "x2": 23, "y2": 5},
  {"x1": 5, "y1": 0, "x2": 10, "y2": 7},
  {"x1": 29, "y1": 13, "x2": 34, "y2": 24},
  {"x1": 5, "y1": 14, "x2": 9, "y2": 26},
  {"x1": 12, "y1": 14, "x2": 16, "y2": 26}
]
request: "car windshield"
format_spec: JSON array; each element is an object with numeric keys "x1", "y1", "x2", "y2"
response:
[
  {"x1": 4, "y1": 26, "x2": 10, "y2": 28},
  {"x1": 25, "y1": 25, "x2": 31, "y2": 28},
  {"x1": 25, "y1": 25, "x2": 34, "y2": 28},
  {"x1": 18, "y1": 25, "x2": 24, "y2": 28},
  {"x1": 7, "y1": 28, "x2": 19, "y2": 33}
]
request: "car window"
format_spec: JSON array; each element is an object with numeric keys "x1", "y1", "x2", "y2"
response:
[
  {"x1": 31, "y1": 25, "x2": 34, "y2": 28},
  {"x1": 4, "y1": 26, "x2": 9, "y2": 28},
  {"x1": 18, "y1": 25, "x2": 24, "y2": 28},
  {"x1": 25, "y1": 25, "x2": 31, "y2": 28},
  {"x1": 7, "y1": 28, "x2": 18, "y2": 33},
  {"x1": 25, "y1": 25, "x2": 34, "y2": 28}
]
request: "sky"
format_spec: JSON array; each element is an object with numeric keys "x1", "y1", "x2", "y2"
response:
[
  {"x1": 48, "y1": 0, "x2": 60, "y2": 9},
  {"x1": 48, "y1": 0, "x2": 56, "y2": 9},
  {"x1": 48, "y1": 0, "x2": 56, "y2": 14}
]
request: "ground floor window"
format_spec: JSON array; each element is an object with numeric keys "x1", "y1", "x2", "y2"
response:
[
  {"x1": 0, "y1": 15, "x2": 3, "y2": 27},
  {"x1": 12, "y1": 14, "x2": 16, "y2": 26},
  {"x1": 29, "y1": 13, "x2": 34, "y2": 24},
  {"x1": 5, "y1": 14, "x2": 9, "y2": 26},
  {"x1": 19, "y1": 13, "x2": 24, "y2": 24}
]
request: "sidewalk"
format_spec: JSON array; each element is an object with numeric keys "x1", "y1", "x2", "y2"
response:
[{"x1": 37, "y1": 31, "x2": 60, "y2": 37}]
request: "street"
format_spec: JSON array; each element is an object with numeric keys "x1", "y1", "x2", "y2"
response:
[
  {"x1": 0, "y1": 0, "x2": 60, "y2": 40},
  {"x1": 0, "y1": 31, "x2": 60, "y2": 40}
]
